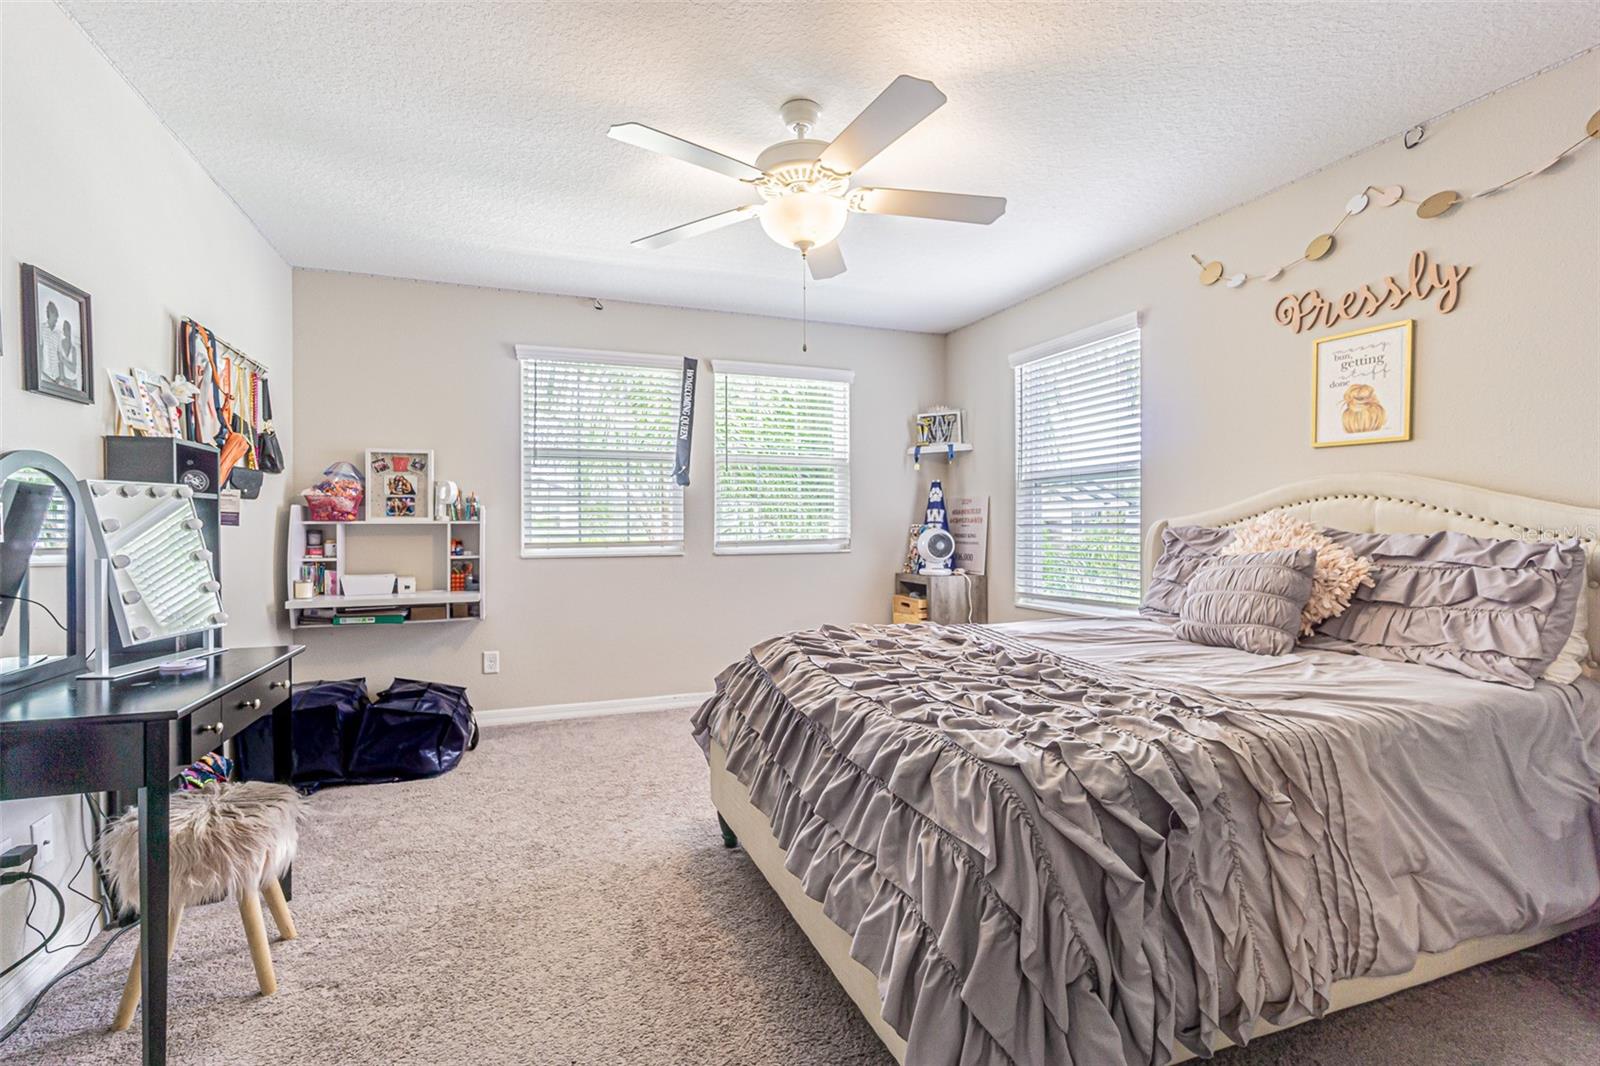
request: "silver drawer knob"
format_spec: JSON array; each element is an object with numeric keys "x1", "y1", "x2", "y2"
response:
[
  {"x1": 237, "y1": 697, "x2": 262, "y2": 711},
  {"x1": 268, "y1": 679, "x2": 290, "y2": 690},
  {"x1": 199, "y1": 722, "x2": 224, "y2": 734}
]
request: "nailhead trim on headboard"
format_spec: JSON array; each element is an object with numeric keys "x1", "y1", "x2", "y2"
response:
[{"x1": 1219, "y1": 492, "x2": 1597, "y2": 544}]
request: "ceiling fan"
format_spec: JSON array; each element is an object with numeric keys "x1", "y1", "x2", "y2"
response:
[{"x1": 608, "y1": 75, "x2": 1006, "y2": 280}]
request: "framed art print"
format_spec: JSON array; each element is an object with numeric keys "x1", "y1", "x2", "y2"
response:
[
  {"x1": 21, "y1": 264, "x2": 94, "y2": 404},
  {"x1": 365, "y1": 449, "x2": 434, "y2": 521},
  {"x1": 1312, "y1": 319, "x2": 1413, "y2": 448}
]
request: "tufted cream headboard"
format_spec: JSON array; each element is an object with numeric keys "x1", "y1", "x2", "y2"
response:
[{"x1": 1144, "y1": 473, "x2": 1600, "y2": 668}]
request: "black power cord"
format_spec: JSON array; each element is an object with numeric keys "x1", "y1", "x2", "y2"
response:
[
  {"x1": 0, "y1": 592, "x2": 67, "y2": 632},
  {"x1": 0, "y1": 870, "x2": 65, "y2": 980},
  {"x1": 0, "y1": 799, "x2": 130, "y2": 1045},
  {"x1": 0, "y1": 925, "x2": 135, "y2": 1045}
]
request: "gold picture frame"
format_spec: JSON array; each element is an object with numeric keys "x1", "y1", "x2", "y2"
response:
[{"x1": 1312, "y1": 318, "x2": 1413, "y2": 448}]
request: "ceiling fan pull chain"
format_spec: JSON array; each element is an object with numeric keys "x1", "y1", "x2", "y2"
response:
[{"x1": 801, "y1": 251, "x2": 809, "y2": 353}]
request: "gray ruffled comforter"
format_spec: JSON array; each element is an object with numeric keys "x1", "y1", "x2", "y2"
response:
[{"x1": 691, "y1": 618, "x2": 1600, "y2": 1066}]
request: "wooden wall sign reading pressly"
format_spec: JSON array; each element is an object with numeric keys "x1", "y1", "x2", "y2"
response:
[{"x1": 1275, "y1": 250, "x2": 1469, "y2": 334}]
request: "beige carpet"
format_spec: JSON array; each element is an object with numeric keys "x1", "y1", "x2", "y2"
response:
[{"x1": 3, "y1": 708, "x2": 1595, "y2": 1065}]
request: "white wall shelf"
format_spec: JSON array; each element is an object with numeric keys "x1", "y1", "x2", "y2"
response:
[
  {"x1": 907, "y1": 442, "x2": 972, "y2": 458},
  {"x1": 285, "y1": 504, "x2": 485, "y2": 628}
]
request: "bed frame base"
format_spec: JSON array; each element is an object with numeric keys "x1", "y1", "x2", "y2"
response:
[{"x1": 709, "y1": 740, "x2": 1597, "y2": 1066}]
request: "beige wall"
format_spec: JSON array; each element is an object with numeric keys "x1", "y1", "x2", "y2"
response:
[
  {"x1": 948, "y1": 51, "x2": 1600, "y2": 623},
  {"x1": 290, "y1": 270, "x2": 944, "y2": 707},
  {"x1": 0, "y1": 2, "x2": 293, "y2": 1001}
]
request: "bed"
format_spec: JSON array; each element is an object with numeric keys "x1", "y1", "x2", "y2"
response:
[{"x1": 692, "y1": 473, "x2": 1600, "y2": 1065}]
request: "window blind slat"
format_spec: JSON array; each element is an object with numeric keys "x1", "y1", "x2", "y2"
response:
[
  {"x1": 715, "y1": 371, "x2": 851, "y2": 550},
  {"x1": 1014, "y1": 325, "x2": 1141, "y2": 608}
]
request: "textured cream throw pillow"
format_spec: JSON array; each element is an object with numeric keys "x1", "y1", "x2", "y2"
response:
[{"x1": 1221, "y1": 512, "x2": 1373, "y2": 635}]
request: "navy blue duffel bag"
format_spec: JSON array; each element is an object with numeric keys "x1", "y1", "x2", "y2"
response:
[
  {"x1": 238, "y1": 677, "x2": 477, "y2": 788},
  {"x1": 347, "y1": 678, "x2": 479, "y2": 782}
]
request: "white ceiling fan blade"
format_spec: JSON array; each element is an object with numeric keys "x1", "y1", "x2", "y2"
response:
[
  {"x1": 608, "y1": 123, "x2": 764, "y2": 182},
  {"x1": 807, "y1": 240, "x2": 846, "y2": 280},
  {"x1": 819, "y1": 75, "x2": 947, "y2": 174},
  {"x1": 632, "y1": 205, "x2": 758, "y2": 250},
  {"x1": 852, "y1": 188, "x2": 1006, "y2": 225}
]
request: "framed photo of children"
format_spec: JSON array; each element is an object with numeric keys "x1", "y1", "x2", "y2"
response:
[
  {"x1": 20, "y1": 264, "x2": 94, "y2": 404},
  {"x1": 365, "y1": 449, "x2": 434, "y2": 521},
  {"x1": 1312, "y1": 319, "x2": 1413, "y2": 448}
]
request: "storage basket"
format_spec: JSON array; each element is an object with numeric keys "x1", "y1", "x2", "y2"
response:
[{"x1": 304, "y1": 492, "x2": 360, "y2": 522}]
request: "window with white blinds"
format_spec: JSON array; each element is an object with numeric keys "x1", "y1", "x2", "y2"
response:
[
  {"x1": 1012, "y1": 316, "x2": 1141, "y2": 609},
  {"x1": 11, "y1": 469, "x2": 70, "y2": 561},
  {"x1": 518, "y1": 348, "x2": 684, "y2": 556},
  {"x1": 714, "y1": 362, "x2": 852, "y2": 554}
]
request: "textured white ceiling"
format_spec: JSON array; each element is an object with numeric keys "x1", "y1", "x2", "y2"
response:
[{"x1": 61, "y1": 1, "x2": 1600, "y2": 333}]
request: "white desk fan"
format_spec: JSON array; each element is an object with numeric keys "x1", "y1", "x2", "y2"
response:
[{"x1": 916, "y1": 526, "x2": 956, "y2": 575}]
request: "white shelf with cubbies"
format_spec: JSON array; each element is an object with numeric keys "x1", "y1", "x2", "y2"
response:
[{"x1": 284, "y1": 505, "x2": 486, "y2": 629}]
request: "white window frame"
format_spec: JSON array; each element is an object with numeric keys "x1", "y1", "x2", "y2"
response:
[
  {"x1": 712, "y1": 359, "x2": 853, "y2": 556},
  {"x1": 1010, "y1": 312, "x2": 1142, "y2": 614},
  {"x1": 516, "y1": 344, "x2": 687, "y2": 559}
]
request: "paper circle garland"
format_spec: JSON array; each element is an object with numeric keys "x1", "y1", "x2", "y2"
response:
[
  {"x1": 1417, "y1": 190, "x2": 1460, "y2": 219},
  {"x1": 1191, "y1": 108, "x2": 1595, "y2": 287},
  {"x1": 1372, "y1": 184, "x2": 1404, "y2": 207}
]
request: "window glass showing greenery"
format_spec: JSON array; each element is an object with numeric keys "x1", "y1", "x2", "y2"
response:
[
  {"x1": 714, "y1": 363, "x2": 851, "y2": 553},
  {"x1": 1013, "y1": 321, "x2": 1141, "y2": 608},
  {"x1": 519, "y1": 350, "x2": 683, "y2": 556}
]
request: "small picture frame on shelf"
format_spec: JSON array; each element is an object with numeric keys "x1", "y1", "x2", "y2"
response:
[
  {"x1": 364, "y1": 449, "x2": 434, "y2": 521},
  {"x1": 914, "y1": 408, "x2": 963, "y2": 447}
]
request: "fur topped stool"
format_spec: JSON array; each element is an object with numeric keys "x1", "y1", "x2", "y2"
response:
[{"x1": 100, "y1": 780, "x2": 306, "y2": 1031}]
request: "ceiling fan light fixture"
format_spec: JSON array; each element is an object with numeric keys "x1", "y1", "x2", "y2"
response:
[{"x1": 758, "y1": 189, "x2": 847, "y2": 252}]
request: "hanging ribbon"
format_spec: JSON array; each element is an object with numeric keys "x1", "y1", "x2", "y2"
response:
[{"x1": 672, "y1": 357, "x2": 698, "y2": 487}]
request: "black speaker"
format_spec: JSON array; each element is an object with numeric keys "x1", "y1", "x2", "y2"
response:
[{"x1": 103, "y1": 437, "x2": 221, "y2": 496}]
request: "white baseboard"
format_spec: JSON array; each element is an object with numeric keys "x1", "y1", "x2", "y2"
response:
[
  {"x1": 477, "y1": 690, "x2": 714, "y2": 727},
  {"x1": 0, "y1": 904, "x2": 104, "y2": 1029}
]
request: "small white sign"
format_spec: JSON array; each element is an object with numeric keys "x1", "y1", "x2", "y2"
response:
[{"x1": 949, "y1": 495, "x2": 989, "y2": 575}]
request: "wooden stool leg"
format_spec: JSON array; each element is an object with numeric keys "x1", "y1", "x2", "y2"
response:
[
  {"x1": 262, "y1": 879, "x2": 298, "y2": 941},
  {"x1": 111, "y1": 907, "x2": 184, "y2": 1032},
  {"x1": 238, "y1": 890, "x2": 277, "y2": 996}
]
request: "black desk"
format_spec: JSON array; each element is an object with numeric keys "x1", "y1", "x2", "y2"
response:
[{"x1": 1, "y1": 645, "x2": 303, "y2": 1065}]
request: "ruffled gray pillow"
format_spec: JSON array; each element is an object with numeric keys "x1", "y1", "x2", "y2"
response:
[
  {"x1": 1174, "y1": 549, "x2": 1317, "y2": 656},
  {"x1": 1305, "y1": 529, "x2": 1587, "y2": 688},
  {"x1": 1141, "y1": 524, "x2": 1234, "y2": 621}
]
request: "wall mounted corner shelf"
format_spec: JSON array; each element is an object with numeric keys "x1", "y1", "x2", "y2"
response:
[{"x1": 907, "y1": 442, "x2": 972, "y2": 459}]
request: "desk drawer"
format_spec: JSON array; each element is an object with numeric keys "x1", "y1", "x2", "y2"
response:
[
  {"x1": 185, "y1": 700, "x2": 228, "y2": 762},
  {"x1": 220, "y1": 667, "x2": 292, "y2": 739}
]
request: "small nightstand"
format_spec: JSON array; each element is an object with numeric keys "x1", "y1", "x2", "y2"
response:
[{"x1": 892, "y1": 572, "x2": 988, "y2": 624}]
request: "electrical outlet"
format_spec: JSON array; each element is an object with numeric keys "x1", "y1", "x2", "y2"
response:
[
  {"x1": 29, "y1": 815, "x2": 57, "y2": 867},
  {"x1": 482, "y1": 650, "x2": 500, "y2": 675}
]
